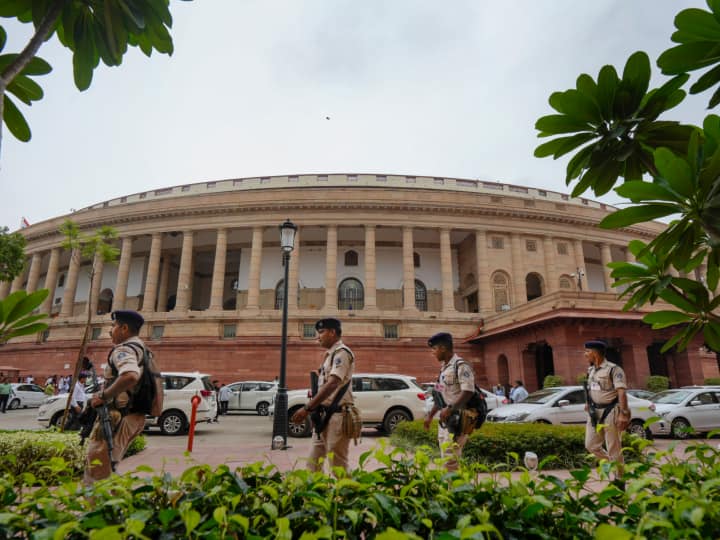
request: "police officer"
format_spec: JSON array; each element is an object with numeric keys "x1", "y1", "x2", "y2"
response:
[
  {"x1": 584, "y1": 340, "x2": 630, "y2": 478},
  {"x1": 423, "y1": 332, "x2": 475, "y2": 471},
  {"x1": 291, "y1": 318, "x2": 355, "y2": 473},
  {"x1": 84, "y1": 310, "x2": 147, "y2": 484}
]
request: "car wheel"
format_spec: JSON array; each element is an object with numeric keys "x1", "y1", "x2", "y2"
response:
[
  {"x1": 8, "y1": 398, "x2": 20, "y2": 410},
  {"x1": 50, "y1": 412, "x2": 64, "y2": 428},
  {"x1": 534, "y1": 420, "x2": 551, "y2": 424},
  {"x1": 671, "y1": 417, "x2": 692, "y2": 440},
  {"x1": 627, "y1": 420, "x2": 650, "y2": 439},
  {"x1": 288, "y1": 406, "x2": 312, "y2": 437},
  {"x1": 159, "y1": 410, "x2": 187, "y2": 435},
  {"x1": 383, "y1": 408, "x2": 411, "y2": 433},
  {"x1": 256, "y1": 401, "x2": 270, "y2": 416}
]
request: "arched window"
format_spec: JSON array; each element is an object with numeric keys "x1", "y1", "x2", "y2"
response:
[
  {"x1": 526, "y1": 272, "x2": 544, "y2": 301},
  {"x1": 415, "y1": 279, "x2": 427, "y2": 311},
  {"x1": 338, "y1": 278, "x2": 364, "y2": 310},
  {"x1": 344, "y1": 250, "x2": 358, "y2": 266},
  {"x1": 492, "y1": 271, "x2": 510, "y2": 312},
  {"x1": 559, "y1": 275, "x2": 574, "y2": 290},
  {"x1": 274, "y1": 279, "x2": 286, "y2": 309},
  {"x1": 413, "y1": 252, "x2": 421, "y2": 268}
]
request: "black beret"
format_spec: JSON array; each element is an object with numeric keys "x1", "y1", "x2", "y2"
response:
[
  {"x1": 315, "y1": 318, "x2": 341, "y2": 332},
  {"x1": 111, "y1": 310, "x2": 145, "y2": 329},
  {"x1": 584, "y1": 340, "x2": 607, "y2": 352},
  {"x1": 428, "y1": 332, "x2": 453, "y2": 347}
]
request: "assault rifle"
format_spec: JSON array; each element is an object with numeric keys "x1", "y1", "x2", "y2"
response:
[
  {"x1": 83, "y1": 358, "x2": 116, "y2": 472},
  {"x1": 309, "y1": 371, "x2": 322, "y2": 437},
  {"x1": 431, "y1": 388, "x2": 461, "y2": 438}
]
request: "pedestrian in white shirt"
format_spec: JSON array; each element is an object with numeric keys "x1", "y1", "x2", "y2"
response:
[
  {"x1": 218, "y1": 384, "x2": 231, "y2": 415},
  {"x1": 71, "y1": 372, "x2": 89, "y2": 414}
]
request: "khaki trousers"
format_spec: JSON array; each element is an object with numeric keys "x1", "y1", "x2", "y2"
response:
[
  {"x1": 84, "y1": 412, "x2": 146, "y2": 484},
  {"x1": 308, "y1": 412, "x2": 350, "y2": 473},
  {"x1": 438, "y1": 425, "x2": 468, "y2": 471},
  {"x1": 585, "y1": 406, "x2": 624, "y2": 465}
]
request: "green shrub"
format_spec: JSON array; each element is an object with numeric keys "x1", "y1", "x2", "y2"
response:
[
  {"x1": 1, "y1": 440, "x2": 718, "y2": 538},
  {"x1": 704, "y1": 377, "x2": 720, "y2": 385},
  {"x1": 646, "y1": 375, "x2": 670, "y2": 393},
  {"x1": 543, "y1": 375, "x2": 565, "y2": 388},
  {"x1": 576, "y1": 373, "x2": 588, "y2": 385}
]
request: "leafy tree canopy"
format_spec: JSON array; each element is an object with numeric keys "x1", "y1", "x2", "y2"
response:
[{"x1": 0, "y1": 225, "x2": 26, "y2": 282}]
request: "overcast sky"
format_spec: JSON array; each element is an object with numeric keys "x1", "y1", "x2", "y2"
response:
[{"x1": 0, "y1": 0, "x2": 711, "y2": 231}]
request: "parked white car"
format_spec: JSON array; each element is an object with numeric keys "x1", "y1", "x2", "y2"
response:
[
  {"x1": 485, "y1": 385, "x2": 657, "y2": 439},
  {"x1": 225, "y1": 381, "x2": 276, "y2": 415},
  {"x1": 9, "y1": 383, "x2": 47, "y2": 409},
  {"x1": 278, "y1": 373, "x2": 427, "y2": 437},
  {"x1": 37, "y1": 372, "x2": 217, "y2": 436},
  {"x1": 647, "y1": 387, "x2": 720, "y2": 439}
]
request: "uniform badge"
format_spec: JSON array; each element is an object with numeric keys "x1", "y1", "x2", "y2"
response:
[
  {"x1": 334, "y1": 357, "x2": 343, "y2": 367},
  {"x1": 115, "y1": 351, "x2": 128, "y2": 360}
]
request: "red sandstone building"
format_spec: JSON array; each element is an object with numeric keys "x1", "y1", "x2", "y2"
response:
[{"x1": 1, "y1": 174, "x2": 718, "y2": 389}]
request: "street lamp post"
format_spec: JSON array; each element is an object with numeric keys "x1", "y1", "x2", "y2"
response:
[
  {"x1": 271, "y1": 219, "x2": 297, "y2": 450},
  {"x1": 572, "y1": 267, "x2": 585, "y2": 291}
]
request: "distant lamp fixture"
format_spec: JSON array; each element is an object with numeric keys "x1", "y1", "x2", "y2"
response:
[
  {"x1": 280, "y1": 219, "x2": 297, "y2": 253},
  {"x1": 570, "y1": 268, "x2": 585, "y2": 291}
]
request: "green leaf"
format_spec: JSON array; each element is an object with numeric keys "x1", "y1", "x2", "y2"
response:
[
  {"x1": 565, "y1": 144, "x2": 594, "y2": 183},
  {"x1": 536, "y1": 114, "x2": 593, "y2": 135},
  {"x1": 658, "y1": 42, "x2": 720, "y2": 74},
  {"x1": 549, "y1": 89, "x2": 600, "y2": 123},
  {"x1": 615, "y1": 181, "x2": 682, "y2": 203},
  {"x1": 2, "y1": 95, "x2": 31, "y2": 142},
  {"x1": 659, "y1": 286, "x2": 700, "y2": 313},
  {"x1": 703, "y1": 322, "x2": 720, "y2": 352},
  {"x1": 534, "y1": 133, "x2": 595, "y2": 159},
  {"x1": 675, "y1": 8, "x2": 720, "y2": 41},
  {"x1": 599, "y1": 204, "x2": 678, "y2": 229},
  {"x1": 596, "y1": 65, "x2": 619, "y2": 120},
  {"x1": 643, "y1": 310, "x2": 693, "y2": 328},
  {"x1": 621, "y1": 51, "x2": 651, "y2": 109},
  {"x1": 0, "y1": 26, "x2": 6, "y2": 52},
  {"x1": 654, "y1": 148, "x2": 695, "y2": 197}
]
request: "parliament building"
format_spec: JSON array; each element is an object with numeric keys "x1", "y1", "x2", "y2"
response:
[{"x1": 2, "y1": 174, "x2": 718, "y2": 390}]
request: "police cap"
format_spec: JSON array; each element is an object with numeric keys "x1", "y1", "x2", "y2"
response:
[
  {"x1": 315, "y1": 318, "x2": 341, "y2": 333},
  {"x1": 111, "y1": 310, "x2": 145, "y2": 331},
  {"x1": 584, "y1": 340, "x2": 607, "y2": 352},
  {"x1": 428, "y1": 332, "x2": 453, "y2": 348}
]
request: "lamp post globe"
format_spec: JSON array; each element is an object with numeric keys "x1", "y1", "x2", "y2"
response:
[{"x1": 271, "y1": 219, "x2": 296, "y2": 450}]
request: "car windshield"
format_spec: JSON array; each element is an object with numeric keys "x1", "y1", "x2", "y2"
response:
[
  {"x1": 653, "y1": 390, "x2": 692, "y2": 404},
  {"x1": 522, "y1": 388, "x2": 564, "y2": 404}
]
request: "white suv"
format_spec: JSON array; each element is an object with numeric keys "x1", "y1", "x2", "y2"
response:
[
  {"x1": 282, "y1": 373, "x2": 427, "y2": 437},
  {"x1": 225, "y1": 381, "x2": 277, "y2": 415},
  {"x1": 38, "y1": 372, "x2": 217, "y2": 436}
]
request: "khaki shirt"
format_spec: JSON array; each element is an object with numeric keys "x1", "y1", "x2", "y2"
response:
[
  {"x1": 105, "y1": 336, "x2": 145, "y2": 408},
  {"x1": 437, "y1": 354, "x2": 475, "y2": 406},
  {"x1": 587, "y1": 359, "x2": 627, "y2": 406},
  {"x1": 318, "y1": 340, "x2": 354, "y2": 407}
]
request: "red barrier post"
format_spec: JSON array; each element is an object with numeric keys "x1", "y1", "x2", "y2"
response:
[{"x1": 187, "y1": 394, "x2": 202, "y2": 452}]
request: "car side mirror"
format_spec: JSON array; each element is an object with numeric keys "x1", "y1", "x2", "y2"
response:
[
  {"x1": 557, "y1": 399, "x2": 570, "y2": 407},
  {"x1": 689, "y1": 400, "x2": 702, "y2": 407}
]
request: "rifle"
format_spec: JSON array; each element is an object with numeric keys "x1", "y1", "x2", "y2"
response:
[
  {"x1": 431, "y1": 388, "x2": 461, "y2": 437},
  {"x1": 83, "y1": 358, "x2": 116, "y2": 472},
  {"x1": 583, "y1": 379, "x2": 598, "y2": 428},
  {"x1": 309, "y1": 371, "x2": 322, "y2": 437}
]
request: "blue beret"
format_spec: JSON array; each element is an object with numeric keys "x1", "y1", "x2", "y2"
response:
[
  {"x1": 111, "y1": 310, "x2": 145, "y2": 329},
  {"x1": 315, "y1": 318, "x2": 341, "y2": 332},
  {"x1": 584, "y1": 340, "x2": 607, "y2": 352},
  {"x1": 428, "y1": 332, "x2": 453, "y2": 347}
]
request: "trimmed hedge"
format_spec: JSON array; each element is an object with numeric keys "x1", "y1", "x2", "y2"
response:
[
  {"x1": 391, "y1": 421, "x2": 640, "y2": 469},
  {"x1": 542, "y1": 375, "x2": 565, "y2": 388},
  {"x1": 0, "y1": 430, "x2": 146, "y2": 482},
  {"x1": 705, "y1": 377, "x2": 720, "y2": 385},
  {"x1": 646, "y1": 375, "x2": 670, "y2": 393}
]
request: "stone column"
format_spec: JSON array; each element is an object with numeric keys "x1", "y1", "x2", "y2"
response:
[
  {"x1": 402, "y1": 226, "x2": 416, "y2": 311},
  {"x1": 60, "y1": 249, "x2": 81, "y2": 317},
  {"x1": 573, "y1": 239, "x2": 588, "y2": 291},
  {"x1": 142, "y1": 233, "x2": 163, "y2": 312},
  {"x1": 113, "y1": 236, "x2": 134, "y2": 310},
  {"x1": 543, "y1": 236, "x2": 558, "y2": 293},
  {"x1": 324, "y1": 225, "x2": 338, "y2": 310},
  {"x1": 39, "y1": 248, "x2": 60, "y2": 313},
  {"x1": 25, "y1": 252, "x2": 43, "y2": 293},
  {"x1": 600, "y1": 243, "x2": 614, "y2": 292},
  {"x1": 475, "y1": 230, "x2": 492, "y2": 315},
  {"x1": 510, "y1": 233, "x2": 525, "y2": 306},
  {"x1": 0, "y1": 281, "x2": 11, "y2": 301},
  {"x1": 157, "y1": 256, "x2": 171, "y2": 312},
  {"x1": 364, "y1": 225, "x2": 377, "y2": 310},
  {"x1": 245, "y1": 227, "x2": 264, "y2": 310},
  {"x1": 209, "y1": 229, "x2": 228, "y2": 311},
  {"x1": 440, "y1": 228, "x2": 456, "y2": 312},
  {"x1": 174, "y1": 230, "x2": 194, "y2": 312},
  {"x1": 287, "y1": 227, "x2": 300, "y2": 311},
  {"x1": 9, "y1": 262, "x2": 26, "y2": 293},
  {"x1": 87, "y1": 251, "x2": 105, "y2": 315}
]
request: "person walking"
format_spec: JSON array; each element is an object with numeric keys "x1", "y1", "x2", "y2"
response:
[
  {"x1": 584, "y1": 340, "x2": 630, "y2": 479},
  {"x1": 84, "y1": 310, "x2": 149, "y2": 484},
  {"x1": 218, "y1": 384, "x2": 231, "y2": 415},
  {"x1": 0, "y1": 376, "x2": 11, "y2": 413},
  {"x1": 509, "y1": 380, "x2": 528, "y2": 403},
  {"x1": 423, "y1": 332, "x2": 476, "y2": 471},
  {"x1": 291, "y1": 318, "x2": 355, "y2": 473}
]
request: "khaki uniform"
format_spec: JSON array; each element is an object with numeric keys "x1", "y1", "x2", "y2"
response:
[
  {"x1": 84, "y1": 336, "x2": 147, "y2": 484},
  {"x1": 585, "y1": 359, "x2": 627, "y2": 465},
  {"x1": 308, "y1": 340, "x2": 354, "y2": 472},
  {"x1": 436, "y1": 354, "x2": 475, "y2": 470}
]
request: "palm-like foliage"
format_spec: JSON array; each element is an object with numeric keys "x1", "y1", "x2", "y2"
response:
[{"x1": 0, "y1": 289, "x2": 48, "y2": 344}]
